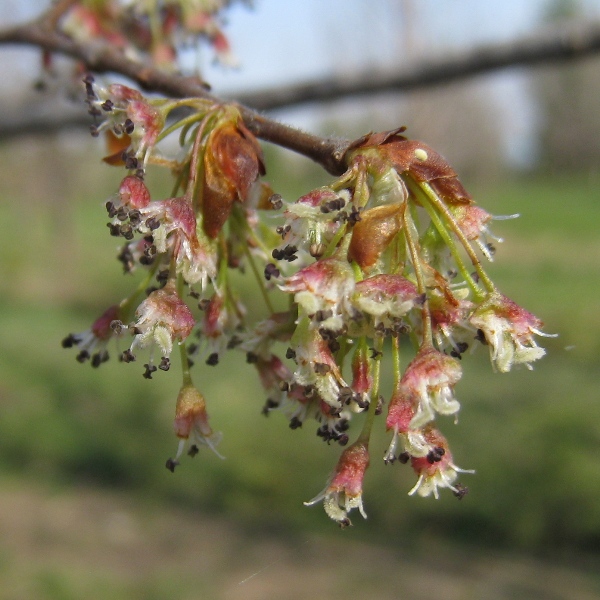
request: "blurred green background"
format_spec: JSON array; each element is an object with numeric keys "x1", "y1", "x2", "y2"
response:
[
  {"x1": 1, "y1": 1, "x2": 600, "y2": 598},
  {"x1": 0, "y1": 133, "x2": 599, "y2": 599}
]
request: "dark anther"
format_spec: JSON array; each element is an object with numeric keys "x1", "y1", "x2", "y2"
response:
[
  {"x1": 269, "y1": 193, "x2": 283, "y2": 210},
  {"x1": 187, "y1": 343, "x2": 198, "y2": 355},
  {"x1": 124, "y1": 119, "x2": 135, "y2": 135},
  {"x1": 370, "y1": 347, "x2": 383, "y2": 360},
  {"x1": 285, "y1": 347, "x2": 296, "y2": 360},
  {"x1": 414, "y1": 293, "x2": 427, "y2": 306},
  {"x1": 165, "y1": 458, "x2": 179, "y2": 473},
  {"x1": 315, "y1": 309, "x2": 333, "y2": 322},
  {"x1": 261, "y1": 398, "x2": 279, "y2": 416},
  {"x1": 156, "y1": 270, "x2": 169, "y2": 285},
  {"x1": 105, "y1": 201, "x2": 117, "y2": 218},
  {"x1": 347, "y1": 206, "x2": 362, "y2": 226},
  {"x1": 128, "y1": 210, "x2": 141, "y2": 227},
  {"x1": 338, "y1": 518, "x2": 352, "y2": 529},
  {"x1": 320, "y1": 204, "x2": 331, "y2": 214},
  {"x1": 145, "y1": 217, "x2": 161, "y2": 231},
  {"x1": 107, "y1": 222, "x2": 121, "y2": 237},
  {"x1": 120, "y1": 224, "x2": 134, "y2": 240},
  {"x1": 159, "y1": 357, "x2": 171, "y2": 371},
  {"x1": 189, "y1": 289, "x2": 200, "y2": 299},
  {"x1": 338, "y1": 434, "x2": 349, "y2": 446},
  {"x1": 89, "y1": 124, "x2": 100, "y2": 138},
  {"x1": 453, "y1": 483, "x2": 469, "y2": 500},
  {"x1": 76, "y1": 350, "x2": 90, "y2": 363},
  {"x1": 398, "y1": 452, "x2": 410, "y2": 464},
  {"x1": 120, "y1": 349, "x2": 136, "y2": 363},
  {"x1": 91, "y1": 351, "x2": 109, "y2": 368},
  {"x1": 471, "y1": 271, "x2": 480, "y2": 283},
  {"x1": 279, "y1": 380, "x2": 290, "y2": 392},
  {"x1": 337, "y1": 418, "x2": 349, "y2": 432},
  {"x1": 313, "y1": 362, "x2": 331, "y2": 375},
  {"x1": 198, "y1": 298, "x2": 211, "y2": 311},
  {"x1": 303, "y1": 384, "x2": 316, "y2": 398},
  {"x1": 338, "y1": 387, "x2": 353, "y2": 404},
  {"x1": 271, "y1": 248, "x2": 284, "y2": 260},
  {"x1": 475, "y1": 329, "x2": 488, "y2": 345},
  {"x1": 447, "y1": 269, "x2": 458, "y2": 280},
  {"x1": 206, "y1": 353, "x2": 219, "y2": 366},
  {"x1": 486, "y1": 243, "x2": 496, "y2": 256},
  {"x1": 61, "y1": 334, "x2": 77, "y2": 348},
  {"x1": 143, "y1": 363, "x2": 158, "y2": 379},
  {"x1": 457, "y1": 342, "x2": 469, "y2": 354},
  {"x1": 139, "y1": 255, "x2": 155, "y2": 266},
  {"x1": 101, "y1": 99, "x2": 114, "y2": 111},
  {"x1": 289, "y1": 416, "x2": 303, "y2": 430},
  {"x1": 227, "y1": 335, "x2": 243, "y2": 349},
  {"x1": 328, "y1": 339, "x2": 341, "y2": 353},
  {"x1": 246, "y1": 352, "x2": 258, "y2": 364},
  {"x1": 188, "y1": 444, "x2": 199, "y2": 457},
  {"x1": 124, "y1": 154, "x2": 139, "y2": 170},
  {"x1": 264, "y1": 263, "x2": 280, "y2": 281}
]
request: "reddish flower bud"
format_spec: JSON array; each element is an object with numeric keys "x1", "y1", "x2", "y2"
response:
[
  {"x1": 170, "y1": 385, "x2": 223, "y2": 463},
  {"x1": 202, "y1": 119, "x2": 264, "y2": 238},
  {"x1": 118, "y1": 175, "x2": 150, "y2": 209},
  {"x1": 305, "y1": 441, "x2": 370, "y2": 526}
]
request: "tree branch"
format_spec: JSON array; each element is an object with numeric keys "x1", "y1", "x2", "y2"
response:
[
  {"x1": 2, "y1": 15, "x2": 600, "y2": 171},
  {"x1": 0, "y1": 18, "x2": 350, "y2": 175},
  {"x1": 235, "y1": 20, "x2": 600, "y2": 111}
]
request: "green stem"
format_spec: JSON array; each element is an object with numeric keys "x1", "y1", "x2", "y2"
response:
[
  {"x1": 357, "y1": 336, "x2": 383, "y2": 446},
  {"x1": 402, "y1": 204, "x2": 433, "y2": 346},
  {"x1": 244, "y1": 243, "x2": 275, "y2": 314},
  {"x1": 416, "y1": 179, "x2": 495, "y2": 294}
]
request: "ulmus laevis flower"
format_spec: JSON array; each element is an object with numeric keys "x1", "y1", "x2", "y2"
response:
[
  {"x1": 305, "y1": 441, "x2": 370, "y2": 527},
  {"x1": 66, "y1": 67, "x2": 553, "y2": 529}
]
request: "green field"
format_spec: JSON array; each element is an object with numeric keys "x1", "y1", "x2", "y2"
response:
[{"x1": 0, "y1": 138, "x2": 599, "y2": 598}]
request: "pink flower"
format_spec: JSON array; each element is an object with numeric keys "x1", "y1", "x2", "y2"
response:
[
  {"x1": 280, "y1": 258, "x2": 355, "y2": 330},
  {"x1": 304, "y1": 441, "x2": 370, "y2": 526},
  {"x1": 128, "y1": 282, "x2": 195, "y2": 374},
  {"x1": 408, "y1": 426, "x2": 473, "y2": 499},
  {"x1": 62, "y1": 304, "x2": 123, "y2": 367},
  {"x1": 470, "y1": 292, "x2": 549, "y2": 372},
  {"x1": 167, "y1": 385, "x2": 223, "y2": 470},
  {"x1": 352, "y1": 274, "x2": 419, "y2": 327},
  {"x1": 398, "y1": 346, "x2": 462, "y2": 429}
]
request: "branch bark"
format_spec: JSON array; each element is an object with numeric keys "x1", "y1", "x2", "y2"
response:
[
  {"x1": 0, "y1": 18, "x2": 350, "y2": 175},
  {"x1": 235, "y1": 20, "x2": 600, "y2": 111},
  {"x1": 2, "y1": 14, "x2": 600, "y2": 171}
]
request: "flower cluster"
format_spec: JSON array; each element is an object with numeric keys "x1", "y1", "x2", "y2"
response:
[
  {"x1": 60, "y1": 0, "x2": 247, "y2": 71},
  {"x1": 64, "y1": 80, "x2": 552, "y2": 528}
]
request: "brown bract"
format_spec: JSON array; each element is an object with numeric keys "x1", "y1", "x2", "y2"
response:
[
  {"x1": 202, "y1": 120, "x2": 265, "y2": 238},
  {"x1": 348, "y1": 204, "x2": 402, "y2": 269},
  {"x1": 349, "y1": 128, "x2": 472, "y2": 205}
]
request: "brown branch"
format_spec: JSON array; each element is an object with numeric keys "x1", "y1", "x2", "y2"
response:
[
  {"x1": 0, "y1": 19, "x2": 350, "y2": 175},
  {"x1": 236, "y1": 20, "x2": 600, "y2": 111},
  {"x1": 2, "y1": 15, "x2": 600, "y2": 170}
]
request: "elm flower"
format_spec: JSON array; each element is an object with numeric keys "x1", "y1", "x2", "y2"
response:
[
  {"x1": 128, "y1": 282, "x2": 195, "y2": 376},
  {"x1": 408, "y1": 426, "x2": 473, "y2": 499},
  {"x1": 279, "y1": 188, "x2": 349, "y2": 259},
  {"x1": 166, "y1": 384, "x2": 223, "y2": 471},
  {"x1": 384, "y1": 387, "x2": 430, "y2": 463},
  {"x1": 137, "y1": 196, "x2": 217, "y2": 287},
  {"x1": 470, "y1": 292, "x2": 550, "y2": 372},
  {"x1": 291, "y1": 324, "x2": 349, "y2": 408},
  {"x1": 280, "y1": 257, "x2": 355, "y2": 331},
  {"x1": 352, "y1": 274, "x2": 419, "y2": 330},
  {"x1": 62, "y1": 304, "x2": 124, "y2": 367},
  {"x1": 304, "y1": 441, "x2": 369, "y2": 526},
  {"x1": 401, "y1": 346, "x2": 462, "y2": 429},
  {"x1": 451, "y1": 204, "x2": 520, "y2": 261}
]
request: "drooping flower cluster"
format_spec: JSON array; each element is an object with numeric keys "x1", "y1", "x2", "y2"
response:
[{"x1": 63, "y1": 79, "x2": 552, "y2": 528}]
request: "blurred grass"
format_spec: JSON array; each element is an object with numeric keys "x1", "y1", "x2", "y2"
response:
[{"x1": 0, "y1": 135, "x2": 599, "y2": 565}]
